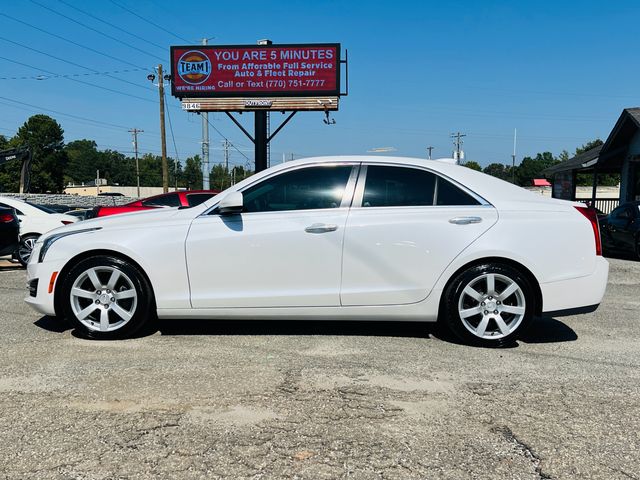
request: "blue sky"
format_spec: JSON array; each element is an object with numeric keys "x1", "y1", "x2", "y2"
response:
[{"x1": 1, "y1": 0, "x2": 639, "y2": 170}]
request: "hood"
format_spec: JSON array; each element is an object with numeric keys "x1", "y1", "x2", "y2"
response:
[{"x1": 41, "y1": 206, "x2": 190, "y2": 239}]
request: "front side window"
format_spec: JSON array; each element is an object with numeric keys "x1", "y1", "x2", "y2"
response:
[
  {"x1": 361, "y1": 165, "x2": 480, "y2": 207},
  {"x1": 142, "y1": 193, "x2": 181, "y2": 207},
  {"x1": 241, "y1": 165, "x2": 353, "y2": 213}
]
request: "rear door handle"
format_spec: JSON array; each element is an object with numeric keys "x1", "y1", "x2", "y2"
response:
[
  {"x1": 305, "y1": 223, "x2": 338, "y2": 233},
  {"x1": 449, "y1": 216, "x2": 482, "y2": 225}
]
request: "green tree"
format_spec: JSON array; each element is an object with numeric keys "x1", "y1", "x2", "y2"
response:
[
  {"x1": 516, "y1": 152, "x2": 560, "y2": 186},
  {"x1": 64, "y1": 139, "x2": 102, "y2": 185},
  {"x1": 13, "y1": 115, "x2": 66, "y2": 192},
  {"x1": 575, "y1": 139, "x2": 603, "y2": 156},
  {"x1": 463, "y1": 161, "x2": 482, "y2": 171},
  {"x1": 570, "y1": 139, "x2": 619, "y2": 187},
  {"x1": 558, "y1": 150, "x2": 570, "y2": 162},
  {"x1": 182, "y1": 155, "x2": 203, "y2": 190},
  {"x1": 483, "y1": 163, "x2": 509, "y2": 180}
]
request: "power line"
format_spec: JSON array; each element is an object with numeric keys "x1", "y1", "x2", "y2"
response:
[
  {"x1": 108, "y1": 0, "x2": 192, "y2": 43},
  {"x1": 204, "y1": 116, "x2": 251, "y2": 163},
  {"x1": 56, "y1": 0, "x2": 167, "y2": 51},
  {"x1": 0, "y1": 63, "x2": 147, "y2": 81},
  {"x1": 0, "y1": 96, "x2": 131, "y2": 131},
  {"x1": 29, "y1": 0, "x2": 166, "y2": 62},
  {"x1": 160, "y1": 89, "x2": 180, "y2": 167},
  {"x1": 0, "y1": 12, "x2": 146, "y2": 70},
  {"x1": 0, "y1": 37, "x2": 155, "y2": 100}
]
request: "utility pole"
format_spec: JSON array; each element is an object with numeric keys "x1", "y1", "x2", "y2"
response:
[
  {"x1": 427, "y1": 146, "x2": 434, "y2": 160},
  {"x1": 157, "y1": 64, "x2": 168, "y2": 193},
  {"x1": 511, "y1": 128, "x2": 517, "y2": 184},
  {"x1": 223, "y1": 139, "x2": 230, "y2": 173},
  {"x1": 201, "y1": 37, "x2": 210, "y2": 190},
  {"x1": 450, "y1": 132, "x2": 466, "y2": 164},
  {"x1": 129, "y1": 128, "x2": 143, "y2": 197}
]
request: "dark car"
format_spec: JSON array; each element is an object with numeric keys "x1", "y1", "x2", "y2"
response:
[
  {"x1": 600, "y1": 201, "x2": 640, "y2": 260},
  {"x1": 0, "y1": 207, "x2": 20, "y2": 257}
]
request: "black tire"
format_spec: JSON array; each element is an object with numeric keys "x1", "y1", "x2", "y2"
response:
[
  {"x1": 60, "y1": 255, "x2": 154, "y2": 339},
  {"x1": 442, "y1": 263, "x2": 536, "y2": 347},
  {"x1": 16, "y1": 234, "x2": 40, "y2": 267}
]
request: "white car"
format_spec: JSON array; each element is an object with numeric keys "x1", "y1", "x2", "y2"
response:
[
  {"x1": 24, "y1": 157, "x2": 608, "y2": 346},
  {"x1": 0, "y1": 196, "x2": 77, "y2": 265}
]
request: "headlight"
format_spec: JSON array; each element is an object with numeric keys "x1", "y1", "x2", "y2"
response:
[{"x1": 38, "y1": 227, "x2": 102, "y2": 263}]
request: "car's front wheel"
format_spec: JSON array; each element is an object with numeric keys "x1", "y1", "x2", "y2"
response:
[
  {"x1": 443, "y1": 263, "x2": 535, "y2": 347},
  {"x1": 61, "y1": 255, "x2": 154, "y2": 339}
]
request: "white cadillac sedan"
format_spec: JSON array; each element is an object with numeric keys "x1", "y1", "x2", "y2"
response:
[{"x1": 25, "y1": 157, "x2": 608, "y2": 347}]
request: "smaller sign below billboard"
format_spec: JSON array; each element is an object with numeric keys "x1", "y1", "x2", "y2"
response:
[
  {"x1": 180, "y1": 96, "x2": 339, "y2": 112},
  {"x1": 170, "y1": 43, "x2": 340, "y2": 98}
]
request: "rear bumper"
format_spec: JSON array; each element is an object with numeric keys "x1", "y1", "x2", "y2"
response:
[
  {"x1": 542, "y1": 303, "x2": 599, "y2": 318},
  {"x1": 541, "y1": 256, "x2": 609, "y2": 316}
]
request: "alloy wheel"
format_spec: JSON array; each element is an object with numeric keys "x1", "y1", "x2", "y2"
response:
[
  {"x1": 457, "y1": 273, "x2": 526, "y2": 340},
  {"x1": 69, "y1": 266, "x2": 138, "y2": 332}
]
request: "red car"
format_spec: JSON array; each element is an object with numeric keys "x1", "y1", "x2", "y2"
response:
[{"x1": 92, "y1": 190, "x2": 219, "y2": 218}]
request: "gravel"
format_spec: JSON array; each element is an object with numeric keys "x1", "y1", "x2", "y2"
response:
[{"x1": 0, "y1": 257, "x2": 638, "y2": 479}]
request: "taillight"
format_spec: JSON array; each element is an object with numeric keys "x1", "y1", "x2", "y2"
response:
[
  {"x1": 0, "y1": 214, "x2": 14, "y2": 223},
  {"x1": 61, "y1": 220, "x2": 73, "y2": 225},
  {"x1": 574, "y1": 206, "x2": 602, "y2": 256}
]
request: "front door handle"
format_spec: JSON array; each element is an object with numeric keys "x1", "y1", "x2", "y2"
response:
[
  {"x1": 305, "y1": 223, "x2": 338, "y2": 233},
  {"x1": 449, "y1": 216, "x2": 482, "y2": 225}
]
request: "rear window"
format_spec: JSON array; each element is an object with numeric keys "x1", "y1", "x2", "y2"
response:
[{"x1": 186, "y1": 193, "x2": 215, "y2": 207}]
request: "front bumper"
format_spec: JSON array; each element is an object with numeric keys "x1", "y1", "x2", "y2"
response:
[
  {"x1": 24, "y1": 256, "x2": 65, "y2": 317},
  {"x1": 541, "y1": 256, "x2": 609, "y2": 315}
]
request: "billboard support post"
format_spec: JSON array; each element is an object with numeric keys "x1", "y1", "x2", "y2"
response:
[{"x1": 255, "y1": 111, "x2": 268, "y2": 172}]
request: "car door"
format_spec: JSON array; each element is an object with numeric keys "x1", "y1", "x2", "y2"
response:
[
  {"x1": 186, "y1": 163, "x2": 358, "y2": 308},
  {"x1": 340, "y1": 164, "x2": 498, "y2": 306}
]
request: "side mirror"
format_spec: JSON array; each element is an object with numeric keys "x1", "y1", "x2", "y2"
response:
[{"x1": 217, "y1": 191, "x2": 243, "y2": 215}]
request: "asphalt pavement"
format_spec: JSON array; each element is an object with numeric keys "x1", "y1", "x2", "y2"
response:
[{"x1": 0, "y1": 257, "x2": 638, "y2": 479}]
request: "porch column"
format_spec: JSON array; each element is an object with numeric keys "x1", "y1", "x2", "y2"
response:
[{"x1": 590, "y1": 167, "x2": 598, "y2": 206}]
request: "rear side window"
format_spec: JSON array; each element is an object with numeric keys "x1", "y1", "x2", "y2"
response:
[
  {"x1": 362, "y1": 166, "x2": 436, "y2": 207},
  {"x1": 186, "y1": 193, "x2": 214, "y2": 207},
  {"x1": 361, "y1": 165, "x2": 480, "y2": 207},
  {"x1": 142, "y1": 193, "x2": 181, "y2": 207},
  {"x1": 436, "y1": 177, "x2": 480, "y2": 206}
]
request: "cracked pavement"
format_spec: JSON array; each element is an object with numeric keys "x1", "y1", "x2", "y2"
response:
[{"x1": 0, "y1": 257, "x2": 639, "y2": 479}]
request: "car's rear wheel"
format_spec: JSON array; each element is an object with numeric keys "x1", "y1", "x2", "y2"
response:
[
  {"x1": 61, "y1": 255, "x2": 154, "y2": 339},
  {"x1": 16, "y1": 234, "x2": 40, "y2": 267},
  {"x1": 443, "y1": 263, "x2": 535, "y2": 347}
]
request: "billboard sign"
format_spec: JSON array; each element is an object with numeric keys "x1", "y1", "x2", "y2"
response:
[{"x1": 170, "y1": 43, "x2": 340, "y2": 98}]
